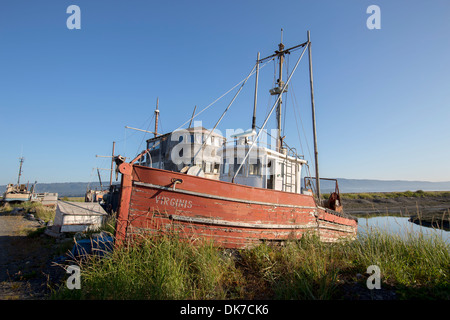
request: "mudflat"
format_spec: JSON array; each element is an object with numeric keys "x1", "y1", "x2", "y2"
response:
[{"x1": 341, "y1": 193, "x2": 450, "y2": 230}]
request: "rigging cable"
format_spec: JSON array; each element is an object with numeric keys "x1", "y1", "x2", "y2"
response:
[
  {"x1": 192, "y1": 63, "x2": 257, "y2": 163},
  {"x1": 289, "y1": 79, "x2": 317, "y2": 194},
  {"x1": 232, "y1": 43, "x2": 309, "y2": 182},
  {"x1": 135, "y1": 113, "x2": 155, "y2": 157},
  {"x1": 173, "y1": 57, "x2": 274, "y2": 132}
]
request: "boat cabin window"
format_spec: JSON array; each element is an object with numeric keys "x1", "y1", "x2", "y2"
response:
[
  {"x1": 266, "y1": 160, "x2": 274, "y2": 189},
  {"x1": 248, "y1": 159, "x2": 261, "y2": 176},
  {"x1": 222, "y1": 159, "x2": 229, "y2": 174},
  {"x1": 233, "y1": 158, "x2": 245, "y2": 175},
  {"x1": 203, "y1": 162, "x2": 212, "y2": 174}
]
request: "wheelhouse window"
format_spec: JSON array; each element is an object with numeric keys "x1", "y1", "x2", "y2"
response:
[
  {"x1": 222, "y1": 158, "x2": 229, "y2": 174},
  {"x1": 233, "y1": 158, "x2": 245, "y2": 175},
  {"x1": 248, "y1": 159, "x2": 261, "y2": 176}
]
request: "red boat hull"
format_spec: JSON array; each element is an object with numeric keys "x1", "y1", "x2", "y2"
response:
[{"x1": 114, "y1": 163, "x2": 357, "y2": 248}]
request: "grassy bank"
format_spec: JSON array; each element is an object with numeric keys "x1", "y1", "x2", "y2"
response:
[
  {"x1": 52, "y1": 228, "x2": 450, "y2": 300},
  {"x1": 339, "y1": 190, "x2": 450, "y2": 200},
  {"x1": 0, "y1": 201, "x2": 56, "y2": 222}
]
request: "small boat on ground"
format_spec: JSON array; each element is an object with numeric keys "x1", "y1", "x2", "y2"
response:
[
  {"x1": 2, "y1": 157, "x2": 35, "y2": 203},
  {"x1": 113, "y1": 31, "x2": 357, "y2": 248}
]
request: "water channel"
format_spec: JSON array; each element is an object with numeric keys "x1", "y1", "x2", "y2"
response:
[{"x1": 357, "y1": 216, "x2": 450, "y2": 243}]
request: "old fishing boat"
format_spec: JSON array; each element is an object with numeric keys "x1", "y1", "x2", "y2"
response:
[
  {"x1": 2, "y1": 157, "x2": 35, "y2": 203},
  {"x1": 113, "y1": 31, "x2": 357, "y2": 248}
]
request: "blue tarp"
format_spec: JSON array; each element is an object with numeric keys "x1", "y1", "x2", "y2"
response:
[{"x1": 71, "y1": 233, "x2": 114, "y2": 258}]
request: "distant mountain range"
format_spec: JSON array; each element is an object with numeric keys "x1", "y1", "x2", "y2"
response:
[
  {"x1": 331, "y1": 178, "x2": 450, "y2": 193},
  {"x1": 0, "y1": 182, "x2": 106, "y2": 197},
  {"x1": 1, "y1": 179, "x2": 450, "y2": 197}
]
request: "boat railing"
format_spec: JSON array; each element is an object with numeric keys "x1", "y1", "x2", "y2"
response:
[
  {"x1": 222, "y1": 139, "x2": 305, "y2": 160},
  {"x1": 303, "y1": 177, "x2": 346, "y2": 212},
  {"x1": 304, "y1": 177, "x2": 340, "y2": 196}
]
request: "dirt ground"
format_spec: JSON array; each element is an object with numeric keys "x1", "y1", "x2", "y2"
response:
[{"x1": 0, "y1": 213, "x2": 66, "y2": 300}]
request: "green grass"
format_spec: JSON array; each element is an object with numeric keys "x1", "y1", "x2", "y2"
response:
[
  {"x1": 340, "y1": 190, "x2": 450, "y2": 200},
  {"x1": 343, "y1": 229, "x2": 449, "y2": 299},
  {"x1": 53, "y1": 234, "x2": 244, "y2": 300},
  {"x1": 60, "y1": 197, "x2": 85, "y2": 202},
  {"x1": 51, "y1": 226, "x2": 450, "y2": 300},
  {"x1": 0, "y1": 201, "x2": 55, "y2": 222}
]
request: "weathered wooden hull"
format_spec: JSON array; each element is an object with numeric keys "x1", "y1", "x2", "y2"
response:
[{"x1": 114, "y1": 163, "x2": 357, "y2": 248}]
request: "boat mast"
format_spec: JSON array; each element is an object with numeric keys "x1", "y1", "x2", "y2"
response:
[
  {"x1": 109, "y1": 141, "x2": 115, "y2": 187},
  {"x1": 273, "y1": 29, "x2": 286, "y2": 153},
  {"x1": 233, "y1": 40, "x2": 309, "y2": 183},
  {"x1": 188, "y1": 105, "x2": 197, "y2": 128},
  {"x1": 252, "y1": 52, "x2": 260, "y2": 131},
  {"x1": 17, "y1": 157, "x2": 24, "y2": 185},
  {"x1": 154, "y1": 97, "x2": 160, "y2": 138},
  {"x1": 307, "y1": 30, "x2": 321, "y2": 201}
]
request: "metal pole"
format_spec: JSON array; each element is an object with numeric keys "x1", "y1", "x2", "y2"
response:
[
  {"x1": 124, "y1": 126, "x2": 156, "y2": 135},
  {"x1": 110, "y1": 141, "x2": 115, "y2": 187},
  {"x1": 307, "y1": 30, "x2": 321, "y2": 201},
  {"x1": 188, "y1": 105, "x2": 197, "y2": 128},
  {"x1": 97, "y1": 168, "x2": 103, "y2": 190},
  {"x1": 252, "y1": 52, "x2": 260, "y2": 131}
]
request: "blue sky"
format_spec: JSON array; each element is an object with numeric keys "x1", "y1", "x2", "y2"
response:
[{"x1": 1, "y1": 0, "x2": 449, "y2": 185}]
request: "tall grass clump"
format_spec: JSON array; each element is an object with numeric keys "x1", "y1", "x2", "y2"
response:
[
  {"x1": 52, "y1": 224, "x2": 449, "y2": 300},
  {"x1": 52, "y1": 234, "x2": 244, "y2": 300},
  {"x1": 343, "y1": 227, "x2": 450, "y2": 299},
  {"x1": 239, "y1": 233, "x2": 341, "y2": 300},
  {"x1": 273, "y1": 235, "x2": 340, "y2": 300}
]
